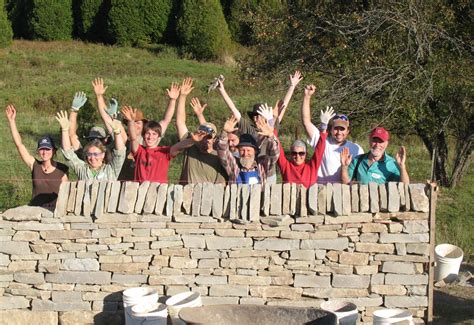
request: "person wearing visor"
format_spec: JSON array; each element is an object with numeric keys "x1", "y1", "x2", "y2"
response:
[
  {"x1": 175, "y1": 77, "x2": 227, "y2": 184},
  {"x1": 56, "y1": 110, "x2": 126, "y2": 181},
  {"x1": 299, "y1": 84, "x2": 364, "y2": 183},
  {"x1": 341, "y1": 127, "x2": 409, "y2": 184},
  {"x1": 276, "y1": 107, "x2": 334, "y2": 188},
  {"x1": 5, "y1": 105, "x2": 68, "y2": 208},
  {"x1": 217, "y1": 115, "x2": 279, "y2": 185}
]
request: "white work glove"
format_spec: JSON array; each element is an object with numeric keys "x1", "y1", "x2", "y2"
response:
[
  {"x1": 106, "y1": 98, "x2": 118, "y2": 119},
  {"x1": 257, "y1": 103, "x2": 275, "y2": 127},
  {"x1": 71, "y1": 91, "x2": 87, "y2": 112},
  {"x1": 320, "y1": 106, "x2": 335, "y2": 130}
]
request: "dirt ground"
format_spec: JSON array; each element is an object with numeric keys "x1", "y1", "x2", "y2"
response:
[{"x1": 433, "y1": 263, "x2": 473, "y2": 324}]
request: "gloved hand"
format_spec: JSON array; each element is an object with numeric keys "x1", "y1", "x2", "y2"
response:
[
  {"x1": 320, "y1": 106, "x2": 335, "y2": 130},
  {"x1": 208, "y1": 74, "x2": 225, "y2": 93},
  {"x1": 257, "y1": 103, "x2": 275, "y2": 127},
  {"x1": 55, "y1": 110, "x2": 70, "y2": 130},
  {"x1": 108, "y1": 119, "x2": 122, "y2": 135},
  {"x1": 106, "y1": 98, "x2": 118, "y2": 118},
  {"x1": 71, "y1": 91, "x2": 87, "y2": 112}
]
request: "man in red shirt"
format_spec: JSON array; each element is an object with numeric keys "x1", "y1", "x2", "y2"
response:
[{"x1": 277, "y1": 106, "x2": 334, "y2": 188}]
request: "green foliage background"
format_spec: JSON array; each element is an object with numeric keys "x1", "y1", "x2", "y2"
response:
[
  {"x1": 28, "y1": 0, "x2": 73, "y2": 41},
  {"x1": 0, "y1": 0, "x2": 13, "y2": 48}
]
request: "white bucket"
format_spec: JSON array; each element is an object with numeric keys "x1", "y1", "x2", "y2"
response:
[
  {"x1": 122, "y1": 287, "x2": 159, "y2": 325},
  {"x1": 166, "y1": 291, "x2": 202, "y2": 325},
  {"x1": 130, "y1": 302, "x2": 168, "y2": 325},
  {"x1": 320, "y1": 301, "x2": 358, "y2": 325},
  {"x1": 373, "y1": 309, "x2": 414, "y2": 325},
  {"x1": 434, "y1": 243, "x2": 464, "y2": 282}
]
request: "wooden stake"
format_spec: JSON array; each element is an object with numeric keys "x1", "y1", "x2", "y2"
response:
[{"x1": 427, "y1": 181, "x2": 438, "y2": 324}]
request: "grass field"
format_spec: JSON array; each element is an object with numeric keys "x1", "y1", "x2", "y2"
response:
[{"x1": 0, "y1": 41, "x2": 471, "y2": 260}]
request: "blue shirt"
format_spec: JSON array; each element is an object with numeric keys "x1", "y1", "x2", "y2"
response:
[{"x1": 348, "y1": 152, "x2": 400, "y2": 184}]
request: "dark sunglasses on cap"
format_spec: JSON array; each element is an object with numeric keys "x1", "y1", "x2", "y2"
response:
[
  {"x1": 333, "y1": 114, "x2": 349, "y2": 121},
  {"x1": 291, "y1": 151, "x2": 306, "y2": 156},
  {"x1": 198, "y1": 125, "x2": 216, "y2": 136}
]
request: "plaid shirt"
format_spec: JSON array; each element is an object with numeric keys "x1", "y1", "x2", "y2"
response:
[{"x1": 216, "y1": 131, "x2": 279, "y2": 186}]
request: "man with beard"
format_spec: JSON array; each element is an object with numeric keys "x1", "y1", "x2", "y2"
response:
[
  {"x1": 340, "y1": 127, "x2": 409, "y2": 184},
  {"x1": 175, "y1": 77, "x2": 227, "y2": 184},
  {"x1": 217, "y1": 116, "x2": 279, "y2": 185}
]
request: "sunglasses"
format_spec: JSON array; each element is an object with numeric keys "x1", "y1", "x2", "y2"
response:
[
  {"x1": 198, "y1": 125, "x2": 216, "y2": 136},
  {"x1": 86, "y1": 152, "x2": 104, "y2": 158},
  {"x1": 333, "y1": 114, "x2": 349, "y2": 121},
  {"x1": 291, "y1": 151, "x2": 306, "y2": 156}
]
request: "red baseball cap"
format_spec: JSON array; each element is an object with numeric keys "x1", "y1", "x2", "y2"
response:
[{"x1": 370, "y1": 127, "x2": 390, "y2": 142}]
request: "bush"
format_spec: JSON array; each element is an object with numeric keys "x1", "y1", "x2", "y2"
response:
[
  {"x1": 0, "y1": 0, "x2": 13, "y2": 47},
  {"x1": 76, "y1": 0, "x2": 110, "y2": 42},
  {"x1": 177, "y1": 0, "x2": 232, "y2": 60},
  {"x1": 228, "y1": 0, "x2": 287, "y2": 44},
  {"x1": 6, "y1": 0, "x2": 31, "y2": 39},
  {"x1": 107, "y1": 0, "x2": 172, "y2": 46},
  {"x1": 28, "y1": 0, "x2": 73, "y2": 40}
]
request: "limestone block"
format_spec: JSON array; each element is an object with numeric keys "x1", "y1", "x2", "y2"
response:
[
  {"x1": 182, "y1": 235, "x2": 206, "y2": 248},
  {"x1": 385, "y1": 274, "x2": 428, "y2": 285},
  {"x1": 350, "y1": 184, "x2": 359, "y2": 213},
  {"x1": 3, "y1": 206, "x2": 52, "y2": 221},
  {"x1": 354, "y1": 265, "x2": 379, "y2": 275},
  {"x1": 359, "y1": 184, "x2": 369, "y2": 212},
  {"x1": 195, "y1": 275, "x2": 227, "y2": 285},
  {"x1": 270, "y1": 183, "x2": 282, "y2": 215},
  {"x1": 229, "y1": 184, "x2": 238, "y2": 219},
  {"x1": 170, "y1": 257, "x2": 198, "y2": 269},
  {"x1": 155, "y1": 183, "x2": 168, "y2": 215},
  {"x1": 250, "y1": 286, "x2": 303, "y2": 300},
  {"x1": 387, "y1": 182, "x2": 400, "y2": 212},
  {"x1": 229, "y1": 275, "x2": 271, "y2": 286},
  {"x1": 39, "y1": 230, "x2": 90, "y2": 240},
  {"x1": 403, "y1": 220, "x2": 429, "y2": 233},
  {"x1": 0, "y1": 311, "x2": 58, "y2": 324},
  {"x1": 302, "y1": 288, "x2": 368, "y2": 299},
  {"x1": 369, "y1": 182, "x2": 379, "y2": 213},
  {"x1": 374, "y1": 254, "x2": 428, "y2": 263},
  {"x1": 0, "y1": 241, "x2": 30, "y2": 255},
  {"x1": 52, "y1": 291, "x2": 82, "y2": 302},
  {"x1": 339, "y1": 252, "x2": 369, "y2": 265},
  {"x1": 289, "y1": 250, "x2": 315, "y2": 261},
  {"x1": 210, "y1": 285, "x2": 249, "y2": 297},
  {"x1": 62, "y1": 258, "x2": 99, "y2": 271},
  {"x1": 307, "y1": 183, "x2": 318, "y2": 215},
  {"x1": 332, "y1": 274, "x2": 370, "y2": 288},
  {"x1": 239, "y1": 184, "x2": 250, "y2": 221},
  {"x1": 172, "y1": 184, "x2": 183, "y2": 216},
  {"x1": 249, "y1": 184, "x2": 262, "y2": 222},
  {"x1": 384, "y1": 296, "x2": 428, "y2": 308},
  {"x1": 404, "y1": 183, "x2": 411, "y2": 211},
  {"x1": 200, "y1": 183, "x2": 213, "y2": 216},
  {"x1": 408, "y1": 184, "x2": 429, "y2": 212},
  {"x1": 0, "y1": 296, "x2": 30, "y2": 310},
  {"x1": 382, "y1": 261, "x2": 417, "y2": 274},
  {"x1": 395, "y1": 243, "x2": 407, "y2": 256},
  {"x1": 359, "y1": 233, "x2": 379, "y2": 243},
  {"x1": 398, "y1": 182, "x2": 406, "y2": 209},
  {"x1": 13, "y1": 231, "x2": 39, "y2": 242},
  {"x1": 216, "y1": 229, "x2": 245, "y2": 237},
  {"x1": 212, "y1": 183, "x2": 225, "y2": 219},
  {"x1": 406, "y1": 243, "x2": 430, "y2": 255},
  {"x1": 222, "y1": 257, "x2": 269, "y2": 270},
  {"x1": 8, "y1": 260, "x2": 36, "y2": 272},
  {"x1": 378, "y1": 183, "x2": 388, "y2": 212},
  {"x1": 370, "y1": 285, "x2": 407, "y2": 295},
  {"x1": 254, "y1": 239, "x2": 300, "y2": 251},
  {"x1": 293, "y1": 275, "x2": 331, "y2": 288},
  {"x1": 299, "y1": 185, "x2": 307, "y2": 217},
  {"x1": 133, "y1": 181, "x2": 150, "y2": 214},
  {"x1": 326, "y1": 183, "x2": 334, "y2": 212},
  {"x1": 45, "y1": 271, "x2": 111, "y2": 284},
  {"x1": 14, "y1": 272, "x2": 45, "y2": 285},
  {"x1": 93, "y1": 181, "x2": 107, "y2": 218},
  {"x1": 325, "y1": 213, "x2": 372, "y2": 224},
  {"x1": 54, "y1": 182, "x2": 70, "y2": 218},
  {"x1": 361, "y1": 223, "x2": 387, "y2": 233},
  {"x1": 31, "y1": 300, "x2": 91, "y2": 312},
  {"x1": 309, "y1": 231, "x2": 338, "y2": 239},
  {"x1": 104, "y1": 181, "x2": 119, "y2": 213},
  {"x1": 66, "y1": 182, "x2": 77, "y2": 213},
  {"x1": 0, "y1": 253, "x2": 9, "y2": 266},
  {"x1": 290, "y1": 183, "x2": 298, "y2": 215},
  {"x1": 206, "y1": 237, "x2": 252, "y2": 250},
  {"x1": 318, "y1": 185, "x2": 327, "y2": 214},
  {"x1": 82, "y1": 180, "x2": 92, "y2": 217},
  {"x1": 282, "y1": 183, "x2": 291, "y2": 215},
  {"x1": 201, "y1": 297, "x2": 239, "y2": 305},
  {"x1": 149, "y1": 275, "x2": 194, "y2": 285},
  {"x1": 332, "y1": 184, "x2": 343, "y2": 216},
  {"x1": 388, "y1": 223, "x2": 403, "y2": 233},
  {"x1": 300, "y1": 238, "x2": 348, "y2": 250},
  {"x1": 90, "y1": 181, "x2": 100, "y2": 213},
  {"x1": 142, "y1": 182, "x2": 159, "y2": 214},
  {"x1": 181, "y1": 184, "x2": 193, "y2": 215},
  {"x1": 103, "y1": 181, "x2": 112, "y2": 213},
  {"x1": 166, "y1": 184, "x2": 174, "y2": 217},
  {"x1": 379, "y1": 233, "x2": 429, "y2": 243},
  {"x1": 355, "y1": 243, "x2": 395, "y2": 254},
  {"x1": 342, "y1": 184, "x2": 351, "y2": 216}
]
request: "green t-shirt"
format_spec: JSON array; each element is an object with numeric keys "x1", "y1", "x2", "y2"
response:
[
  {"x1": 179, "y1": 143, "x2": 228, "y2": 184},
  {"x1": 348, "y1": 152, "x2": 401, "y2": 184}
]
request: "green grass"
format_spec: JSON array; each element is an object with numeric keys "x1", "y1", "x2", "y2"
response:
[{"x1": 0, "y1": 41, "x2": 472, "y2": 259}]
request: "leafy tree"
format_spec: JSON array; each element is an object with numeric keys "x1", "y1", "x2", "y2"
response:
[
  {"x1": 177, "y1": 0, "x2": 232, "y2": 60},
  {"x1": 243, "y1": 0, "x2": 473, "y2": 188},
  {"x1": 0, "y1": 0, "x2": 13, "y2": 47},
  {"x1": 6, "y1": 0, "x2": 31, "y2": 39},
  {"x1": 28, "y1": 0, "x2": 73, "y2": 40},
  {"x1": 76, "y1": 0, "x2": 111, "y2": 42}
]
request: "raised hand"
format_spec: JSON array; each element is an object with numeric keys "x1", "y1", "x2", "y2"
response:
[
  {"x1": 106, "y1": 98, "x2": 119, "y2": 118},
  {"x1": 256, "y1": 115, "x2": 274, "y2": 137},
  {"x1": 167, "y1": 82, "x2": 180, "y2": 100},
  {"x1": 396, "y1": 146, "x2": 407, "y2": 167},
  {"x1": 121, "y1": 105, "x2": 136, "y2": 122},
  {"x1": 257, "y1": 103, "x2": 273, "y2": 121},
  {"x1": 5, "y1": 104, "x2": 16, "y2": 121},
  {"x1": 191, "y1": 130, "x2": 208, "y2": 143},
  {"x1": 190, "y1": 97, "x2": 207, "y2": 116},
  {"x1": 320, "y1": 106, "x2": 336, "y2": 125},
  {"x1": 340, "y1": 147, "x2": 353, "y2": 167},
  {"x1": 92, "y1": 77, "x2": 107, "y2": 96},
  {"x1": 304, "y1": 84, "x2": 316, "y2": 97},
  {"x1": 289, "y1": 70, "x2": 303, "y2": 87},
  {"x1": 55, "y1": 110, "x2": 70, "y2": 130},
  {"x1": 223, "y1": 116, "x2": 238, "y2": 133},
  {"x1": 107, "y1": 119, "x2": 122, "y2": 135},
  {"x1": 208, "y1": 74, "x2": 225, "y2": 93},
  {"x1": 71, "y1": 91, "x2": 87, "y2": 112},
  {"x1": 180, "y1": 77, "x2": 194, "y2": 96}
]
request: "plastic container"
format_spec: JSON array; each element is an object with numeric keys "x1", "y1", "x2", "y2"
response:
[
  {"x1": 130, "y1": 302, "x2": 168, "y2": 325},
  {"x1": 122, "y1": 287, "x2": 159, "y2": 325},
  {"x1": 166, "y1": 291, "x2": 202, "y2": 325},
  {"x1": 320, "y1": 301, "x2": 358, "y2": 325},
  {"x1": 372, "y1": 309, "x2": 414, "y2": 325},
  {"x1": 434, "y1": 243, "x2": 464, "y2": 282}
]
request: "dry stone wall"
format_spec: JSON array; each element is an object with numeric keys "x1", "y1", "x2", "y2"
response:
[{"x1": 0, "y1": 182, "x2": 432, "y2": 324}]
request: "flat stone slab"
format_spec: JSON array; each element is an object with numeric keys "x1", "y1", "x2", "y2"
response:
[{"x1": 2, "y1": 206, "x2": 53, "y2": 221}]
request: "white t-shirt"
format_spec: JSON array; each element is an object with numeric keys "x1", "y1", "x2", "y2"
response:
[{"x1": 308, "y1": 125, "x2": 364, "y2": 184}]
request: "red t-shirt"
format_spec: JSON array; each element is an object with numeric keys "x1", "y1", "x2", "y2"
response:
[
  {"x1": 277, "y1": 131, "x2": 327, "y2": 188},
  {"x1": 133, "y1": 145, "x2": 172, "y2": 182}
]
